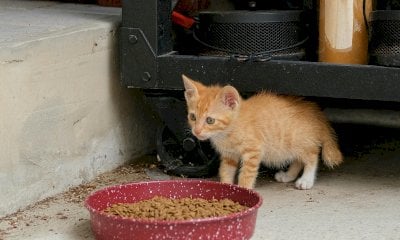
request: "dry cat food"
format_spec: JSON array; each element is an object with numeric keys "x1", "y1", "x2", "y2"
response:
[{"x1": 103, "y1": 196, "x2": 248, "y2": 220}]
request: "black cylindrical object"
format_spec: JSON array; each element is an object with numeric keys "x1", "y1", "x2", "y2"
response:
[
  {"x1": 369, "y1": 10, "x2": 400, "y2": 67},
  {"x1": 195, "y1": 10, "x2": 308, "y2": 60}
]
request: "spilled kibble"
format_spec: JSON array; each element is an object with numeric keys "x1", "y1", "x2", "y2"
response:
[{"x1": 103, "y1": 196, "x2": 248, "y2": 220}]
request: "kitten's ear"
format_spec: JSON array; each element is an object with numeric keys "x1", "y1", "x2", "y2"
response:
[
  {"x1": 182, "y1": 74, "x2": 198, "y2": 100},
  {"x1": 220, "y1": 86, "x2": 240, "y2": 110}
]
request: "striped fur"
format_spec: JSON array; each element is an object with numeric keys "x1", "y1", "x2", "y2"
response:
[{"x1": 182, "y1": 75, "x2": 343, "y2": 189}]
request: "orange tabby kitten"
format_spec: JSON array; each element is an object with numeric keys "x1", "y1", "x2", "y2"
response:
[{"x1": 182, "y1": 75, "x2": 343, "y2": 190}]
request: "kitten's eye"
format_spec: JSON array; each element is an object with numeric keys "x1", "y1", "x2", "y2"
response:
[
  {"x1": 206, "y1": 117, "x2": 215, "y2": 124},
  {"x1": 189, "y1": 113, "x2": 196, "y2": 121}
]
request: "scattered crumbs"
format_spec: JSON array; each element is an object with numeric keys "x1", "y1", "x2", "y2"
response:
[
  {"x1": 0, "y1": 155, "x2": 161, "y2": 236},
  {"x1": 62, "y1": 183, "x2": 97, "y2": 204},
  {"x1": 0, "y1": 229, "x2": 7, "y2": 239}
]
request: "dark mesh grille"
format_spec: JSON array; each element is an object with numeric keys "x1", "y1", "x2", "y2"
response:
[
  {"x1": 198, "y1": 21, "x2": 303, "y2": 54},
  {"x1": 370, "y1": 20, "x2": 400, "y2": 55}
]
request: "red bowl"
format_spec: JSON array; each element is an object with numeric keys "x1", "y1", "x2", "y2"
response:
[{"x1": 85, "y1": 180, "x2": 263, "y2": 240}]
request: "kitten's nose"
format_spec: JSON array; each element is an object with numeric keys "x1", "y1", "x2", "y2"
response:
[{"x1": 193, "y1": 127, "x2": 202, "y2": 136}]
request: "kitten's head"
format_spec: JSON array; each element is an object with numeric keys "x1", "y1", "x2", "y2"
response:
[{"x1": 182, "y1": 74, "x2": 241, "y2": 141}]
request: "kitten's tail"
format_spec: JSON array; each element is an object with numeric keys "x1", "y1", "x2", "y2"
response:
[{"x1": 321, "y1": 132, "x2": 343, "y2": 168}]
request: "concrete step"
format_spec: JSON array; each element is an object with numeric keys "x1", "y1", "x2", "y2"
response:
[{"x1": 0, "y1": 0, "x2": 158, "y2": 218}]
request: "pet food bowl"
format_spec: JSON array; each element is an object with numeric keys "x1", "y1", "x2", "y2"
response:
[{"x1": 85, "y1": 180, "x2": 263, "y2": 240}]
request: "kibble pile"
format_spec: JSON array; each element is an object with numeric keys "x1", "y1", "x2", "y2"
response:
[{"x1": 103, "y1": 196, "x2": 248, "y2": 220}]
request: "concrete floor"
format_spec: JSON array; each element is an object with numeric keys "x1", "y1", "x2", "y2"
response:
[
  {"x1": 1, "y1": 124, "x2": 400, "y2": 240},
  {"x1": 1, "y1": 1, "x2": 400, "y2": 240}
]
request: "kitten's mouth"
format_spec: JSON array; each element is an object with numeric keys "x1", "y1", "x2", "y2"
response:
[{"x1": 194, "y1": 135, "x2": 208, "y2": 141}]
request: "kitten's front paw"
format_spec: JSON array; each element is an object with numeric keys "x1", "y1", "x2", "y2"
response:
[
  {"x1": 274, "y1": 171, "x2": 297, "y2": 183},
  {"x1": 295, "y1": 177, "x2": 314, "y2": 190}
]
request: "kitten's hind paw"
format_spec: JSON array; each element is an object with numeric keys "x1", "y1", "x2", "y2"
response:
[
  {"x1": 274, "y1": 171, "x2": 297, "y2": 183},
  {"x1": 295, "y1": 177, "x2": 314, "y2": 190}
]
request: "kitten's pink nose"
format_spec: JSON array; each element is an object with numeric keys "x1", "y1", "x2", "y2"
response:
[
  {"x1": 193, "y1": 128, "x2": 201, "y2": 135},
  {"x1": 193, "y1": 127, "x2": 202, "y2": 136}
]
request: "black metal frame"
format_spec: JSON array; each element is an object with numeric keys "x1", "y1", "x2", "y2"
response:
[{"x1": 121, "y1": 0, "x2": 400, "y2": 102}]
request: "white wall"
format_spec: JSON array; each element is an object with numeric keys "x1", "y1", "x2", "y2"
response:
[{"x1": 0, "y1": 7, "x2": 158, "y2": 217}]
